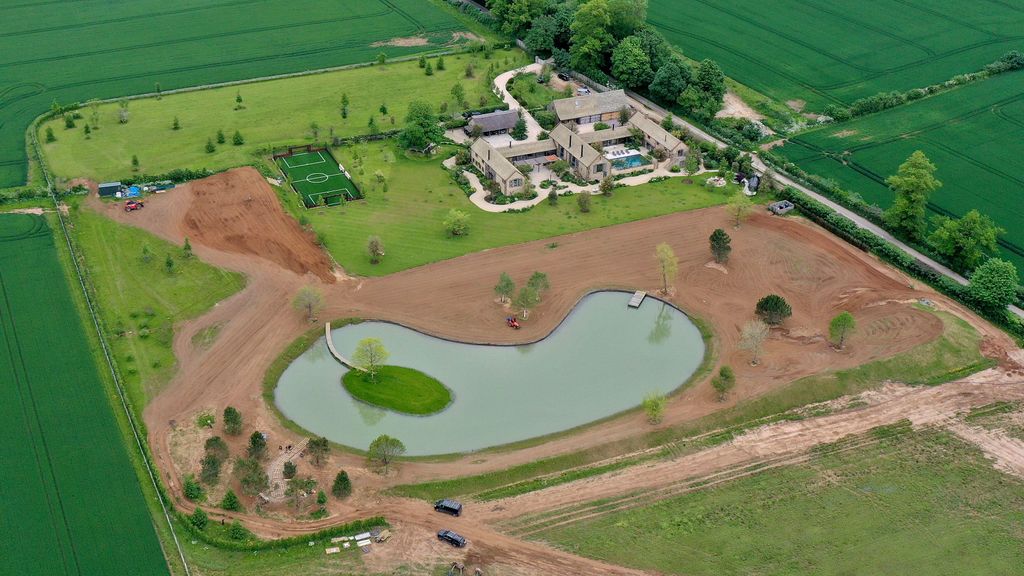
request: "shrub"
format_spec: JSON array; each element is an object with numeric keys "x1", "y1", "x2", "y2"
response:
[
  {"x1": 642, "y1": 393, "x2": 666, "y2": 424},
  {"x1": 283, "y1": 461, "x2": 297, "y2": 479},
  {"x1": 223, "y1": 406, "x2": 242, "y2": 435},
  {"x1": 220, "y1": 489, "x2": 241, "y2": 511},
  {"x1": 183, "y1": 475, "x2": 203, "y2": 501},
  {"x1": 189, "y1": 507, "x2": 209, "y2": 530}
]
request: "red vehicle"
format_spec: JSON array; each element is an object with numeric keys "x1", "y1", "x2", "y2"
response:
[
  {"x1": 506, "y1": 316, "x2": 520, "y2": 329},
  {"x1": 124, "y1": 200, "x2": 145, "y2": 212}
]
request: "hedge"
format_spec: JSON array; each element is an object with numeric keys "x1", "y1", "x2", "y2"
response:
[
  {"x1": 176, "y1": 512, "x2": 387, "y2": 551},
  {"x1": 776, "y1": 186, "x2": 1024, "y2": 342}
]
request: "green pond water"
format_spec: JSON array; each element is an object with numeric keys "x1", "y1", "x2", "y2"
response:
[{"x1": 275, "y1": 291, "x2": 705, "y2": 455}]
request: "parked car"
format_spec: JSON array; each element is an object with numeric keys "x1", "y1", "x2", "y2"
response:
[
  {"x1": 434, "y1": 499, "x2": 463, "y2": 516},
  {"x1": 557, "y1": 72, "x2": 570, "y2": 81},
  {"x1": 124, "y1": 200, "x2": 145, "y2": 212},
  {"x1": 576, "y1": 86, "x2": 591, "y2": 95},
  {"x1": 437, "y1": 529, "x2": 467, "y2": 548}
]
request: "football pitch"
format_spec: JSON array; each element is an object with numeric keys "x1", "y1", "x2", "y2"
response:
[
  {"x1": 0, "y1": 214, "x2": 168, "y2": 575},
  {"x1": 0, "y1": 0, "x2": 471, "y2": 188},
  {"x1": 649, "y1": 0, "x2": 1024, "y2": 109},
  {"x1": 777, "y1": 70, "x2": 1024, "y2": 271},
  {"x1": 277, "y1": 149, "x2": 361, "y2": 207}
]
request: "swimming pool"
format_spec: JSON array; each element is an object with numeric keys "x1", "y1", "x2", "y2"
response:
[{"x1": 611, "y1": 153, "x2": 650, "y2": 170}]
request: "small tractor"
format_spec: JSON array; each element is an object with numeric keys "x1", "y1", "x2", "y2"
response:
[{"x1": 124, "y1": 200, "x2": 145, "y2": 212}]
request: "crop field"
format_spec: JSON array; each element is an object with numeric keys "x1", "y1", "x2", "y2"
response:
[
  {"x1": 40, "y1": 48, "x2": 526, "y2": 183},
  {"x1": 0, "y1": 0, "x2": 476, "y2": 188},
  {"x1": 777, "y1": 71, "x2": 1024, "y2": 271},
  {"x1": 536, "y1": 428, "x2": 1024, "y2": 575},
  {"x1": 0, "y1": 214, "x2": 167, "y2": 575},
  {"x1": 648, "y1": 0, "x2": 1024, "y2": 110}
]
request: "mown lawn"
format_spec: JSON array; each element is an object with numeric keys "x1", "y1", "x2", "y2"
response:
[
  {"x1": 287, "y1": 141, "x2": 739, "y2": 276},
  {"x1": 343, "y1": 366, "x2": 452, "y2": 415},
  {"x1": 41, "y1": 49, "x2": 530, "y2": 183},
  {"x1": 508, "y1": 72, "x2": 569, "y2": 109},
  {"x1": 537, "y1": 428, "x2": 1024, "y2": 575},
  {"x1": 69, "y1": 202, "x2": 246, "y2": 406}
]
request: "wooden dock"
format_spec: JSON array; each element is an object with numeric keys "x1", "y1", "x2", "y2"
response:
[
  {"x1": 628, "y1": 290, "x2": 646, "y2": 308},
  {"x1": 325, "y1": 322, "x2": 364, "y2": 371}
]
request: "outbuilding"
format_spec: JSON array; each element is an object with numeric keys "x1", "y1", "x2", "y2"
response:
[{"x1": 98, "y1": 181, "x2": 122, "y2": 197}]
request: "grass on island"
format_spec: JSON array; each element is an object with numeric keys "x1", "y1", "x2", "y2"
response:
[
  {"x1": 0, "y1": 214, "x2": 168, "y2": 575},
  {"x1": 40, "y1": 48, "x2": 530, "y2": 183},
  {"x1": 536, "y1": 428, "x2": 1024, "y2": 575},
  {"x1": 343, "y1": 366, "x2": 452, "y2": 415},
  {"x1": 508, "y1": 72, "x2": 569, "y2": 109},
  {"x1": 68, "y1": 201, "x2": 246, "y2": 406},
  {"x1": 282, "y1": 140, "x2": 740, "y2": 276},
  {"x1": 389, "y1": 308, "x2": 992, "y2": 501}
]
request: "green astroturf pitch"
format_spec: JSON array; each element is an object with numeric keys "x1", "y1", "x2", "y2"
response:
[
  {"x1": 277, "y1": 149, "x2": 362, "y2": 207},
  {"x1": 0, "y1": 214, "x2": 168, "y2": 576}
]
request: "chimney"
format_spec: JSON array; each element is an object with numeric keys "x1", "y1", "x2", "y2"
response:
[{"x1": 488, "y1": 149, "x2": 491, "y2": 160}]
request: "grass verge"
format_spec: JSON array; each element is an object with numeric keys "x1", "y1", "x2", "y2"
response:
[
  {"x1": 68, "y1": 200, "x2": 246, "y2": 406},
  {"x1": 536, "y1": 428, "x2": 1024, "y2": 575}
]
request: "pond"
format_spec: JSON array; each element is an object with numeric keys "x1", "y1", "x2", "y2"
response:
[{"x1": 274, "y1": 291, "x2": 705, "y2": 455}]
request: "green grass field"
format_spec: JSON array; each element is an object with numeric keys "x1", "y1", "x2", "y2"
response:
[
  {"x1": 1, "y1": 0, "x2": 480, "y2": 188},
  {"x1": 536, "y1": 428, "x2": 1024, "y2": 575},
  {"x1": 778, "y1": 71, "x2": 1024, "y2": 271},
  {"x1": 277, "y1": 149, "x2": 360, "y2": 207},
  {"x1": 507, "y1": 73, "x2": 567, "y2": 109},
  {"x1": 40, "y1": 48, "x2": 528, "y2": 183},
  {"x1": 0, "y1": 214, "x2": 168, "y2": 575},
  {"x1": 69, "y1": 203, "x2": 246, "y2": 406},
  {"x1": 649, "y1": 0, "x2": 1024, "y2": 110},
  {"x1": 288, "y1": 141, "x2": 740, "y2": 276},
  {"x1": 343, "y1": 366, "x2": 452, "y2": 415}
]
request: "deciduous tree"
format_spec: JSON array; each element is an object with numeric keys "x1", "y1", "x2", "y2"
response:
[
  {"x1": 443, "y1": 208, "x2": 470, "y2": 237},
  {"x1": 307, "y1": 436, "x2": 329, "y2": 467},
  {"x1": 353, "y1": 338, "x2": 389, "y2": 380},
  {"x1": 513, "y1": 285, "x2": 540, "y2": 319},
  {"x1": 655, "y1": 243, "x2": 678, "y2": 294},
  {"x1": 969, "y1": 258, "x2": 1019, "y2": 312},
  {"x1": 367, "y1": 235, "x2": 385, "y2": 264},
  {"x1": 526, "y1": 271, "x2": 550, "y2": 297},
  {"x1": 494, "y1": 272, "x2": 515, "y2": 303},
  {"x1": 728, "y1": 194, "x2": 753, "y2": 228},
  {"x1": 367, "y1": 434, "x2": 406, "y2": 473},
  {"x1": 648, "y1": 59, "x2": 691, "y2": 103},
  {"x1": 292, "y1": 286, "x2": 324, "y2": 322},
  {"x1": 285, "y1": 476, "x2": 317, "y2": 510},
  {"x1": 883, "y1": 150, "x2": 941, "y2": 241},
  {"x1": 611, "y1": 35, "x2": 653, "y2": 89},
  {"x1": 829, "y1": 311, "x2": 856, "y2": 349},
  {"x1": 928, "y1": 209, "x2": 1003, "y2": 272},
  {"x1": 569, "y1": 0, "x2": 614, "y2": 73},
  {"x1": 739, "y1": 319, "x2": 769, "y2": 365},
  {"x1": 711, "y1": 365, "x2": 735, "y2": 401}
]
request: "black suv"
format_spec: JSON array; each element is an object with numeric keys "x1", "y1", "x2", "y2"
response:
[
  {"x1": 437, "y1": 529, "x2": 467, "y2": 548},
  {"x1": 434, "y1": 498, "x2": 463, "y2": 516}
]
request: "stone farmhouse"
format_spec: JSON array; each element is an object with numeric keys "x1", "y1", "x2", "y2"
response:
[{"x1": 469, "y1": 90, "x2": 688, "y2": 195}]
